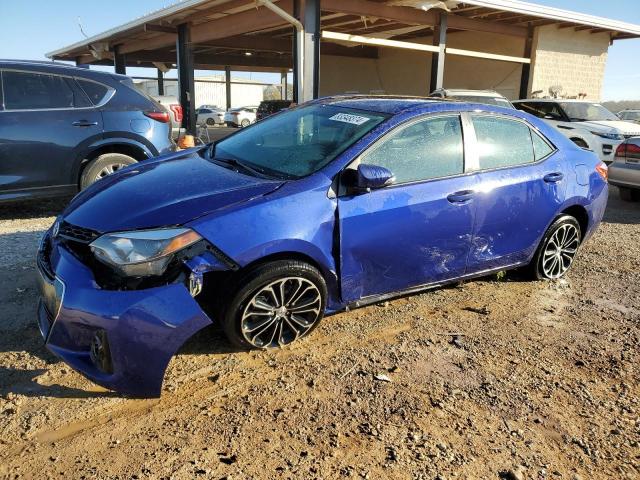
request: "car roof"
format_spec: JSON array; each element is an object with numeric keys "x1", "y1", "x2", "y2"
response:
[
  {"x1": 0, "y1": 58, "x2": 128, "y2": 82},
  {"x1": 315, "y1": 95, "x2": 445, "y2": 115}
]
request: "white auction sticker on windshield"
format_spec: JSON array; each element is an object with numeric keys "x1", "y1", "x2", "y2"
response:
[{"x1": 329, "y1": 113, "x2": 371, "y2": 125}]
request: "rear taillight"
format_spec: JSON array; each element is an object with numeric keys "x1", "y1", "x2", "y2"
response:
[
  {"x1": 144, "y1": 111, "x2": 170, "y2": 123},
  {"x1": 170, "y1": 104, "x2": 183, "y2": 122},
  {"x1": 615, "y1": 143, "x2": 627, "y2": 159},
  {"x1": 595, "y1": 162, "x2": 608, "y2": 182}
]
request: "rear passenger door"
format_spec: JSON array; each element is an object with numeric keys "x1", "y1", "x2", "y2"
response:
[
  {"x1": 465, "y1": 114, "x2": 565, "y2": 272},
  {"x1": 0, "y1": 70, "x2": 103, "y2": 195}
]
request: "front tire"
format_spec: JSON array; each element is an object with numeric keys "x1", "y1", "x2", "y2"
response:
[
  {"x1": 529, "y1": 215, "x2": 581, "y2": 280},
  {"x1": 80, "y1": 153, "x2": 137, "y2": 189},
  {"x1": 206, "y1": 118, "x2": 215, "y2": 126},
  {"x1": 221, "y1": 260, "x2": 327, "y2": 350},
  {"x1": 240, "y1": 119, "x2": 251, "y2": 128}
]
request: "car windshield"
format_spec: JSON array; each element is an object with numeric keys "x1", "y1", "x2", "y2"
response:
[
  {"x1": 559, "y1": 102, "x2": 618, "y2": 122},
  {"x1": 453, "y1": 95, "x2": 514, "y2": 109},
  {"x1": 211, "y1": 104, "x2": 388, "y2": 179}
]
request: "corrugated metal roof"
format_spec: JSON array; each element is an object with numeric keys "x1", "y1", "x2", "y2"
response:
[
  {"x1": 46, "y1": 0, "x2": 213, "y2": 58},
  {"x1": 46, "y1": 0, "x2": 640, "y2": 60},
  {"x1": 460, "y1": 0, "x2": 640, "y2": 35}
]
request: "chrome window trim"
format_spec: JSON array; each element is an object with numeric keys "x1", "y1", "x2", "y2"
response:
[
  {"x1": 337, "y1": 110, "x2": 559, "y2": 197},
  {"x1": 0, "y1": 68, "x2": 115, "y2": 112}
]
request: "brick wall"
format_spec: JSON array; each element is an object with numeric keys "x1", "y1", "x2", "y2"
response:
[{"x1": 529, "y1": 25, "x2": 610, "y2": 101}]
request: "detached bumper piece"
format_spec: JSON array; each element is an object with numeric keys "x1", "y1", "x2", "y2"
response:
[{"x1": 35, "y1": 233, "x2": 228, "y2": 397}]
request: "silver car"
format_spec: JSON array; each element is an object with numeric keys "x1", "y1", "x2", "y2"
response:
[{"x1": 609, "y1": 137, "x2": 640, "y2": 201}]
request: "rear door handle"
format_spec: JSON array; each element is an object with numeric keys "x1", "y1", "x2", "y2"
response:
[
  {"x1": 72, "y1": 120, "x2": 98, "y2": 127},
  {"x1": 543, "y1": 172, "x2": 564, "y2": 183},
  {"x1": 447, "y1": 190, "x2": 475, "y2": 204}
]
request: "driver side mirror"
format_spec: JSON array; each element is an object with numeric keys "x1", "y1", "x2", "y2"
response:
[{"x1": 356, "y1": 164, "x2": 395, "y2": 191}]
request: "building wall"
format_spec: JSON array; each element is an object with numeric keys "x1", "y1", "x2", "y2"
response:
[
  {"x1": 135, "y1": 77, "x2": 266, "y2": 108},
  {"x1": 528, "y1": 25, "x2": 610, "y2": 100},
  {"x1": 319, "y1": 31, "x2": 526, "y2": 100}
]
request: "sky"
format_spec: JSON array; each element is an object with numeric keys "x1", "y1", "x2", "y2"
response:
[{"x1": 0, "y1": 0, "x2": 638, "y2": 100}]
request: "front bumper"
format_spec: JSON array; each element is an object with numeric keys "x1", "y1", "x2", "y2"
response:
[{"x1": 36, "y1": 233, "x2": 215, "y2": 397}]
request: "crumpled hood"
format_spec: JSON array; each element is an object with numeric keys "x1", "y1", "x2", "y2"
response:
[
  {"x1": 578, "y1": 120, "x2": 640, "y2": 135},
  {"x1": 63, "y1": 149, "x2": 284, "y2": 232}
]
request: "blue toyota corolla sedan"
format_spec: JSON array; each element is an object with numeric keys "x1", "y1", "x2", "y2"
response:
[{"x1": 36, "y1": 96, "x2": 608, "y2": 397}]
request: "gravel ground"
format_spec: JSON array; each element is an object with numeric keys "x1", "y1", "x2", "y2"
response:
[{"x1": 0, "y1": 187, "x2": 638, "y2": 480}]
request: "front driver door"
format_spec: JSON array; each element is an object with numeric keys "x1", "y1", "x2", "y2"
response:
[{"x1": 338, "y1": 114, "x2": 478, "y2": 303}]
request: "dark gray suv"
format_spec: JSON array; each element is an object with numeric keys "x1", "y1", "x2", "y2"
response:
[{"x1": 0, "y1": 60, "x2": 175, "y2": 202}]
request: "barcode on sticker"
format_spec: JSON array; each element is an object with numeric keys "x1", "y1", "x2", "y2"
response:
[{"x1": 329, "y1": 113, "x2": 370, "y2": 125}]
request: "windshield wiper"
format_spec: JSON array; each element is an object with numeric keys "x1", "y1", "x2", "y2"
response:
[{"x1": 211, "y1": 156, "x2": 273, "y2": 178}]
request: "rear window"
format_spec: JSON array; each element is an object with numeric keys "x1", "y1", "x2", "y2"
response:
[{"x1": 76, "y1": 79, "x2": 111, "y2": 105}]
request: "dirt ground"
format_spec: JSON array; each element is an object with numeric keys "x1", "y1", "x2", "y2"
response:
[{"x1": 0, "y1": 187, "x2": 638, "y2": 480}]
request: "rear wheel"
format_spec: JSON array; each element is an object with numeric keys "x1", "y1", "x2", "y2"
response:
[
  {"x1": 619, "y1": 186, "x2": 640, "y2": 202},
  {"x1": 529, "y1": 215, "x2": 581, "y2": 280},
  {"x1": 240, "y1": 119, "x2": 251, "y2": 128},
  {"x1": 221, "y1": 260, "x2": 327, "y2": 350},
  {"x1": 206, "y1": 117, "x2": 215, "y2": 126},
  {"x1": 80, "y1": 153, "x2": 137, "y2": 189}
]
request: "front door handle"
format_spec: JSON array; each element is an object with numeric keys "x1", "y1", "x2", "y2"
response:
[
  {"x1": 543, "y1": 172, "x2": 564, "y2": 183},
  {"x1": 447, "y1": 190, "x2": 474, "y2": 204},
  {"x1": 72, "y1": 120, "x2": 98, "y2": 127}
]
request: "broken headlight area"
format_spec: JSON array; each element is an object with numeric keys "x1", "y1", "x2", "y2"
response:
[{"x1": 58, "y1": 226, "x2": 237, "y2": 292}]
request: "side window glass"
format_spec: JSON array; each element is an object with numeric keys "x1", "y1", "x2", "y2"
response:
[
  {"x1": 76, "y1": 79, "x2": 110, "y2": 105},
  {"x1": 472, "y1": 115, "x2": 534, "y2": 170},
  {"x1": 531, "y1": 130, "x2": 554, "y2": 160},
  {"x1": 3, "y1": 71, "x2": 74, "y2": 110},
  {"x1": 362, "y1": 115, "x2": 464, "y2": 184},
  {"x1": 65, "y1": 78, "x2": 91, "y2": 108}
]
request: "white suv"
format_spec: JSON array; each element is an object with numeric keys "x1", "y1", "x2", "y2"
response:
[{"x1": 513, "y1": 99, "x2": 640, "y2": 164}]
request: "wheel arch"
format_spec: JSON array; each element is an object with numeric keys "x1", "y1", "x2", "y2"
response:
[
  {"x1": 237, "y1": 250, "x2": 341, "y2": 310},
  {"x1": 560, "y1": 204, "x2": 589, "y2": 239},
  {"x1": 75, "y1": 140, "x2": 153, "y2": 188}
]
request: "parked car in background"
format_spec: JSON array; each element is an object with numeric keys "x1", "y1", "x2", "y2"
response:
[
  {"x1": 37, "y1": 96, "x2": 608, "y2": 396},
  {"x1": 0, "y1": 60, "x2": 174, "y2": 201},
  {"x1": 224, "y1": 106, "x2": 258, "y2": 127},
  {"x1": 429, "y1": 88, "x2": 515, "y2": 108},
  {"x1": 609, "y1": 137, "x2": 640, "y2": 201},
  {"x1": 153, "y1": 95, "x2": 183, "y2": 139},
  {"x1": 513, "y1": 99, "x2": 640, "y2": 164},
  {"x1": 196, "y1": 106, "x2": 225, "y2": 126},
  {"x1": 618, "y1": 110, "x2": 640, "y2": 124},
  {"x1": 256, "y1": 100, "x2": 293, "y2": 121}
]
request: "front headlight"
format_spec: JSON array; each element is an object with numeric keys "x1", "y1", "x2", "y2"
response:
[
  {"x1": 591, "y1": 131, "x2": 624, "y2": 141},
  {"x1": 90, "y1": 228, "x2": 202, "y2": 277}
]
